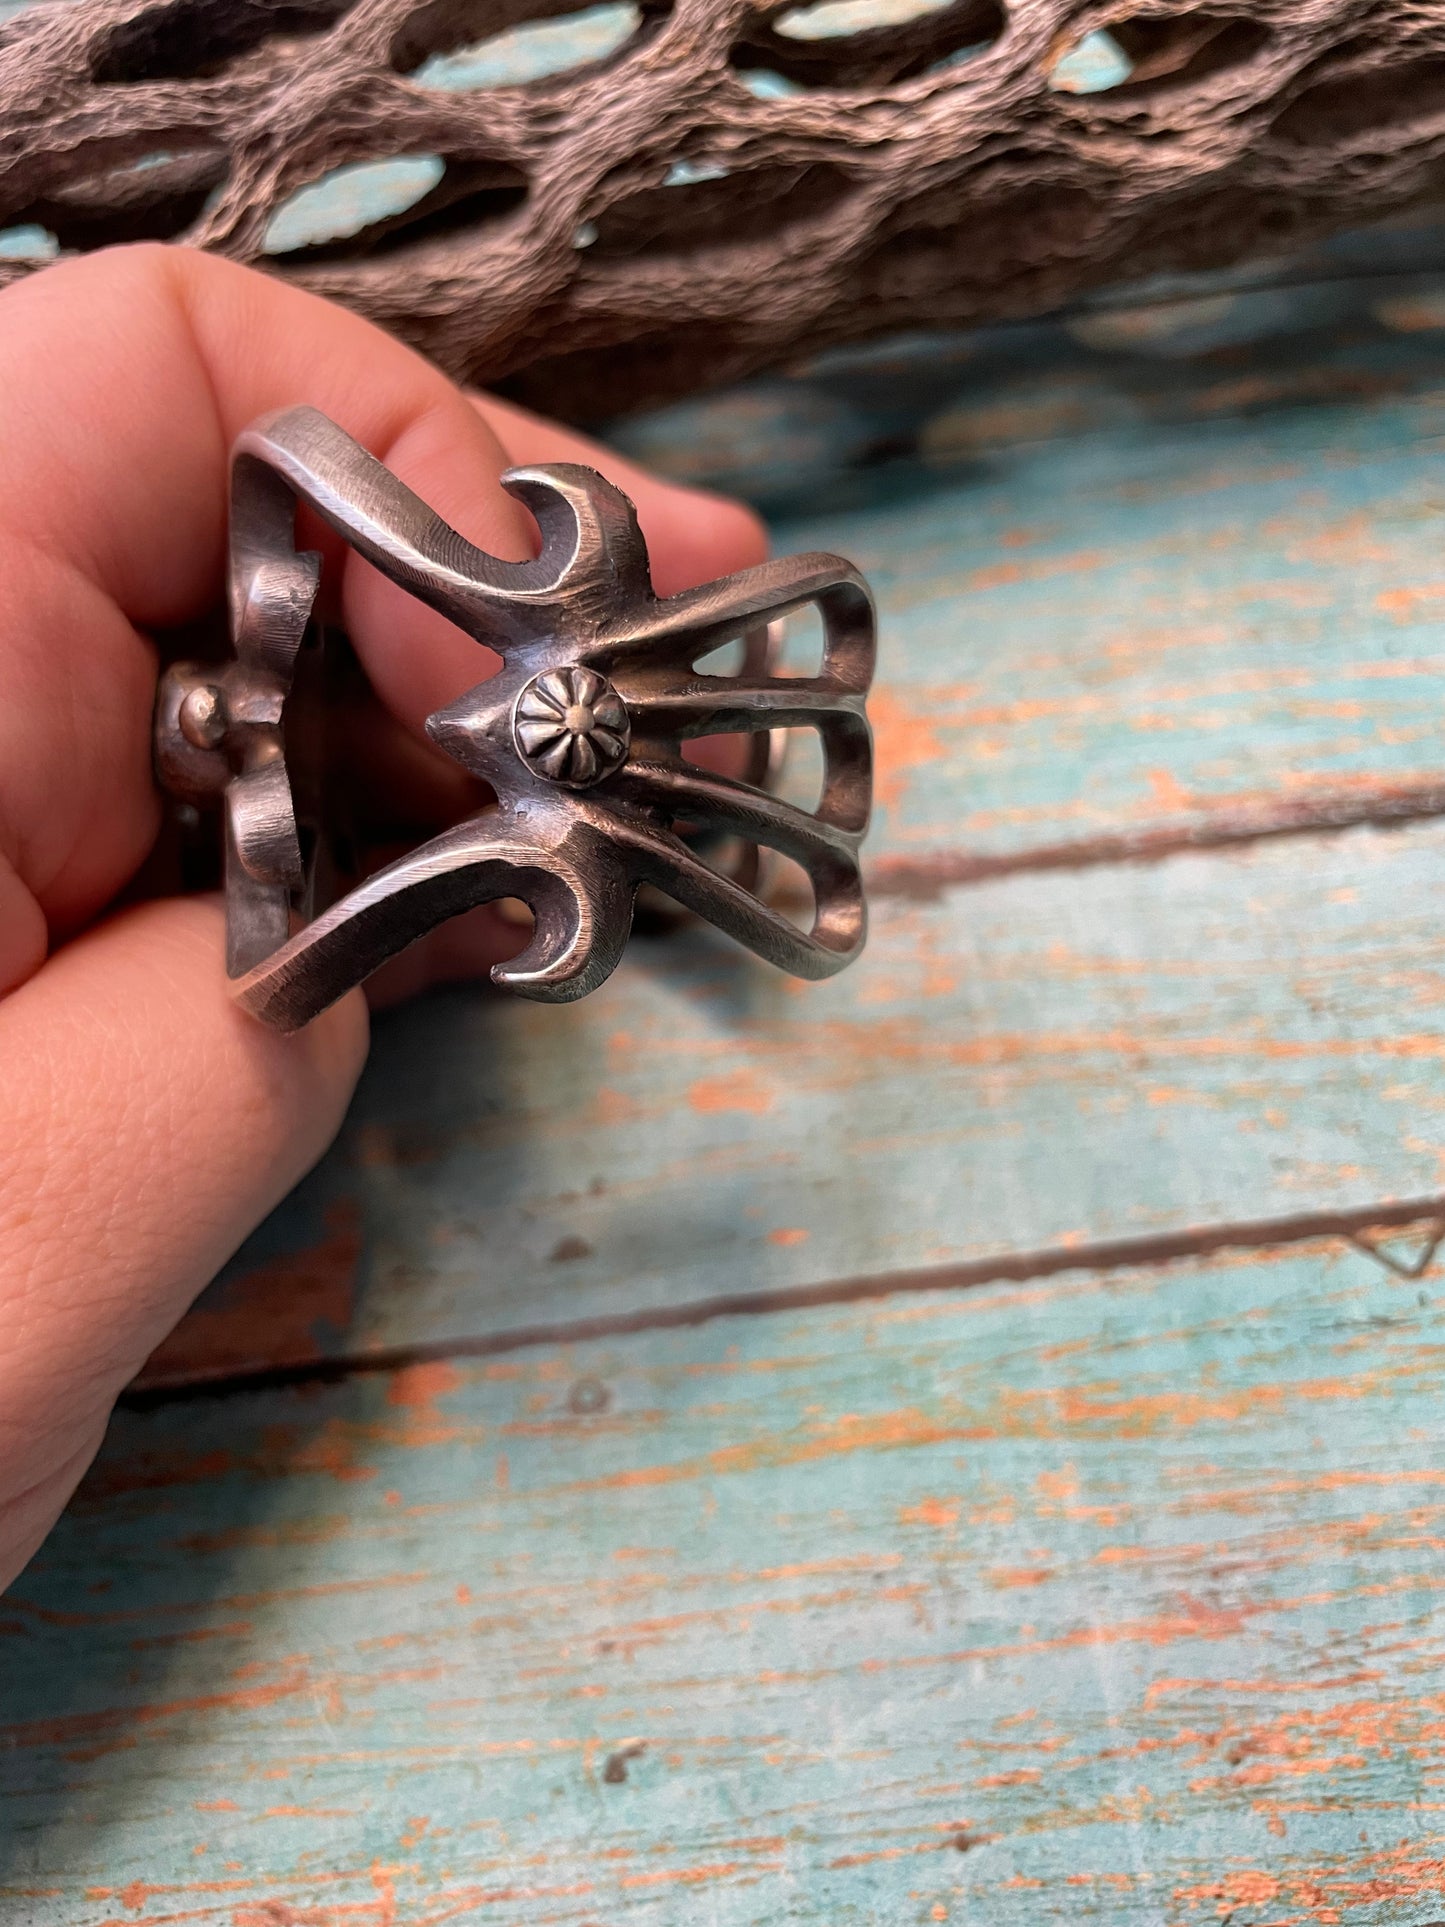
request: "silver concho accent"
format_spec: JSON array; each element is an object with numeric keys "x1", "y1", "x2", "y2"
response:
[{"x1": 513, "y1": 666, "x2": 631, "y2": 788}]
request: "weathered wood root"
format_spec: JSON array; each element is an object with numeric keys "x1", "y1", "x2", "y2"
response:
[{"x1": 2, "y1": 0, "x2": 1444, "y2": 417}]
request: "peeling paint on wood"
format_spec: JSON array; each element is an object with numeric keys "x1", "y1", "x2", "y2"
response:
[
  {"x1": 645, "y1": 317, "x2": 1445, "y2": 874},
  {"x1": 148, "y1": 818, "x2": 1445, "y2": 1381},
  {"x1": 144, "y1": 301, "x2": 1445, "y2": 1382},
  {"x1": 8, "y1": 1239, "x2": 1445, "y2": 1920},
  {"x1": 16, "y1": 238, "x2": 1445, "y2": 1916}
]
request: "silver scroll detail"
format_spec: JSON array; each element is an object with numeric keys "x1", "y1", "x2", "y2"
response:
[{"x1": 154, "y1": 406, "x2": 875, "y2": 1032}]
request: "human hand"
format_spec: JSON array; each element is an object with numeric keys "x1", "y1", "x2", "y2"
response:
[{"x1": 0, "y1": 244, "x2": 765, "y2": 1588}]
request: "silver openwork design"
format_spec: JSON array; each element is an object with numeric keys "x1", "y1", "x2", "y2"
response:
[{"x1": 153, "y1": 406, "x2": 875, "y2": 1032}]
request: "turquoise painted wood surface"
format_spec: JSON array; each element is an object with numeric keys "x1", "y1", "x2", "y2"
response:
[
  {"x1": 621, "y1": 302, "x2": 1445, "y2": 871},
  {"x1": 148, "y1": 298, "x2": 1445, "y2": 1384},
  {"x1": 10, "y1": 206, "x2": 1445, "y2": 1913},
  {"x1": 147, "y1": 819, "x2": 1445, "y2": 1382},
  {"x1": 7, "y1": 1232, "x2": 1445, "y2": 1921}
]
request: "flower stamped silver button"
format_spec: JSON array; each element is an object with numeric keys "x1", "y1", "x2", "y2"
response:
[{"x1": 513, "y1": 667, "x2": 631, "y2": 788}]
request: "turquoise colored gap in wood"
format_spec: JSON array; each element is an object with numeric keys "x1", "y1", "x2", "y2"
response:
[
  {"x1": 6, "y1": 1236, "x2": 1445, "y2": 1921},
  {"x1": 407, "y1": 2, "x2": 640, "y2": 89}
]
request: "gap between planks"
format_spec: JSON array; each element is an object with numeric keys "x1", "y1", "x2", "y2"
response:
[
  {"x1": 866, "y1": 777, "x2": 1445, "y2": 897},
  {"x1": 124, "y1": 1194, "x2": 1445, "y2": 1408}
]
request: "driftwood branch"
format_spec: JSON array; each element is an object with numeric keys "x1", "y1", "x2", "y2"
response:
[{"x1": 1, "y1": 0, "x2": 1443, "y2": 418}]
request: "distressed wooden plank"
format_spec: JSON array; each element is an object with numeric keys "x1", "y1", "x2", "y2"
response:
[
  {"x1": 134, "y1": 286, "x2": 1445, "y2": 1381},
  {"x1": 622, "y1": 307, "x2": 1445, "y2": 876},
  {"x1": 147, "y1": 818, "x2": 1445, "y2": 1382},
  {"x1": 9, "y1": 1232, "x2": 1445, "y2": 1921}
]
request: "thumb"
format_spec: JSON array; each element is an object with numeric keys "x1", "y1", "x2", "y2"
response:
[{"x1": 0, "y1": 898, "x2": 366, "y2": 1586}]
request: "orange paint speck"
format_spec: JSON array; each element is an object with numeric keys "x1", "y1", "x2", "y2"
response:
[
  {"x1": 1036, "y1": 1466, "x2": 1079, "y2": 1501},
  {"x1": 1146, "y1": 767, "x2": 1192, "y2": 811},
  {"x1": 387, "y1": 1360, "x2": 461, "y2": 1410},
  {"x1": 371, "y1": 1864, "x2": 398, "y2": 1925},
  {"x1": 900, "y1": 1497, "x2": 960, "y2": 1528},
  {"x1": 285, "y1": 1417, "x2": 376, "y2": 1485},
  {"x1": 688, "y1": 1070, "x2": 773, "y2": 1115},
  {"x1": 574, "y1": 1405, "x2": 976, "y2": 1495},
  {"x1": 968, "y1": 559, "x2": 1024, "y2": 590},
  {"x1": 865, "y1": 686, "x2": 948, "y2": 813},
  {"x1": 1377, "y1": 584, "x2": 1445, "y2": 622},
  {"x1": 618, "y1": 1861, "x2": 750, "y2": 1890},
  {"x1": 768, "y1": 1227, "x2": 809, "y2": 1247}
]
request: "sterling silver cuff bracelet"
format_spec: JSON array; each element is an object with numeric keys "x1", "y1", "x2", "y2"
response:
[{"x1": 154, "y1": 407, "x2": 875, "y2": 1031}]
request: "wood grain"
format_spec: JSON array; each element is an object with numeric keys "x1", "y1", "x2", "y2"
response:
[
  {"x1": 143, "y1": 816, "x2": 1445, "y2": 1383},
  {"x1": 619, "y1": 305, "x2": 1445, "y2": 880},
  {"x1": 10, "y1": 208, "x2": 1445, "y2": 1912},
  {"x1": 139, "y1": 302, "x2": 1445, "y2": 1384},
  {"x1": 8, "y1": 1233, "x2": 1445, "y2": 1921}
]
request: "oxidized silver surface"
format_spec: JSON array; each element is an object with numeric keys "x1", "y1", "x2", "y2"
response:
[{"x1": 154, "y1": 406, "x2": 875, "y2": 1032}]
